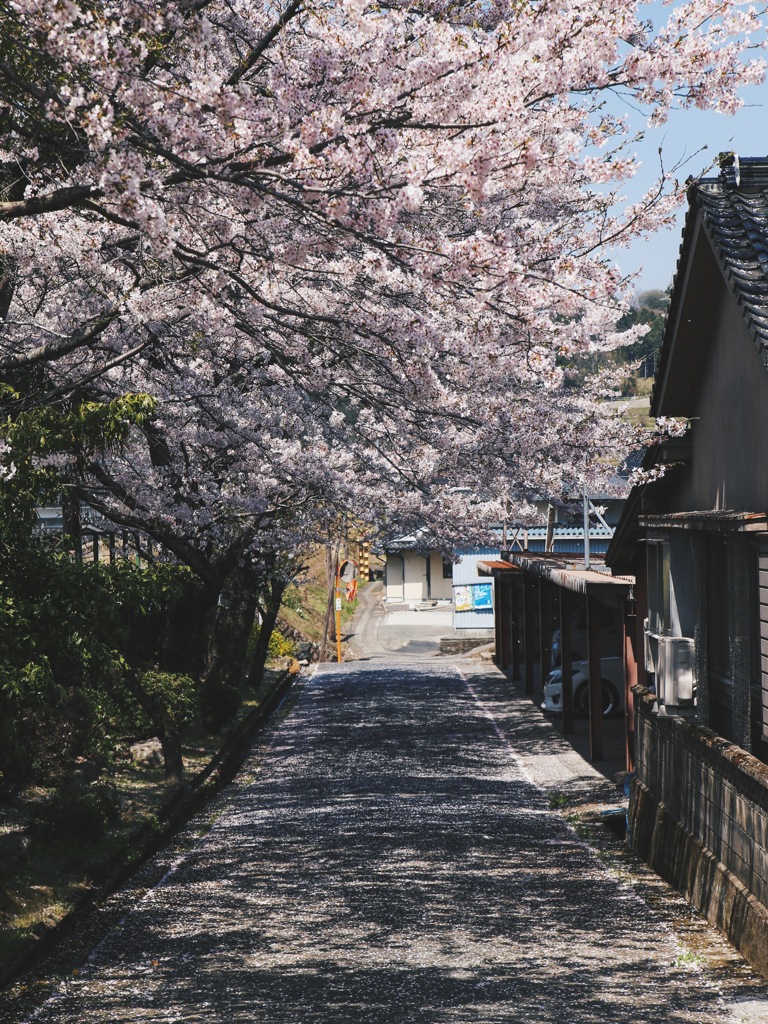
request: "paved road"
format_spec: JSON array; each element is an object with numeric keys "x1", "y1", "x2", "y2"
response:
[
  {"x1": 345, "y1": 583, "x2": 461, "y2": 661},
  {"x1": 10, "y1": 663, "x2": 764, "y2": 1024}
]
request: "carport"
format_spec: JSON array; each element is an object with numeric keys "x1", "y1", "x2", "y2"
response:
[{"x1": 479, "y1": 555, "x2": 639, "y2": 770}]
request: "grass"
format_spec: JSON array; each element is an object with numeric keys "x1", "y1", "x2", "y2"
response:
[
  {"x1": 548, "y1": 792, "x2": 571, "y2": 810},
  {"x1": 675, "y1": 949, "x2": 706, "y2": 970},
  {"x1": 619, "y1": 377, "x2": 655, "y2": 429},
  {"x1": 623, "y1": 403, "x2": 655, "y2": 430},
  {"x1": 278, "y1": 546, "x2": 367, "y2": 650},
  {"x1": 1, "y1": 757, "x2": 183, "y2": 971}
]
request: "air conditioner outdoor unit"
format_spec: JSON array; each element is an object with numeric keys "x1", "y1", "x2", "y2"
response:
[{"x1": 657, "y1": 636, "x2": 695, "y2": 706}]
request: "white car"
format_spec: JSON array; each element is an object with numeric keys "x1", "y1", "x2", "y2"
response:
[{"x1": 541, "y1": 657, "x2": 624, "y2": 718}]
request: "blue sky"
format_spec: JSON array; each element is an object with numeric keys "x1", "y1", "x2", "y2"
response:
[{"x1": 606, "y1": 2, "x2": 768, "y2": 294}]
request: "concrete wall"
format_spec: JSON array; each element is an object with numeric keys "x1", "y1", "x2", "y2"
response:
[
  {"x1": 631, "y1": 690, "x2": 768, "y2": 975},
  {"x1": 384, "y1": 553, "x2": 405, "y2": 601},
  {"x1": 429, "y1": 550, "x2": 453, "y2": 601}
]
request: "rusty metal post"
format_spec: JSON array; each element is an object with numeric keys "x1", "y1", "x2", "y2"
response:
[
  {"x1": 523, "y1": 573, "x2": 535, "y2": 696},
  {"x1": 512, "y1": 578, "x2": 522, "y2": 682},
  {"x1": 587, "y1": 592, "x2": 604, "y2": 762},
  {"x1": 560, "y1": 587, "x2": 574, "y2": 736},
  {"x1": 623, "y1": 594, "x2": 638, "y2": 772}
]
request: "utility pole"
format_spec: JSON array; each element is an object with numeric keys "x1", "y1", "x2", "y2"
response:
[
  {"x1": 335, "y1": 561, "x2": 343, "y2": 664},
  {"x1": 583, "y1": 485, "x2": 590, "y2": 570}
]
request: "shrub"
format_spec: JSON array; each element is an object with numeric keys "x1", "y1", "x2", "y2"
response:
[
  {"x1": 135, "y1": 670, "x2": 200, "y2": 730},
  {"x1": 33, "y1": 783, "x2": 121, "y2": 844},
  {"x1": 267, "y1": 630, "x2": 297, "y2": 659}
]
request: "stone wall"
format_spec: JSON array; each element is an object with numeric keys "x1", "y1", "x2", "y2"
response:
[
  {"x1": 438, "y1": 637, "x2": 493, "y2": 656},
  {"x1": 630, "y1": 687, "x2": 768, "y2": 976}
]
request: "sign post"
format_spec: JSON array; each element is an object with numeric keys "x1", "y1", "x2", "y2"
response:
[
  {"x1": 335, "y1": 559, "x2": 359, "y2": 664},
  {"x1": 335, "y1": 563, "x2": 343, "y2": 664}
]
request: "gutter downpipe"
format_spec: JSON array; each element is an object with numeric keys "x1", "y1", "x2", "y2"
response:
[{"x1": 583, "y1": 486, "x2": 590, "y2": 570}]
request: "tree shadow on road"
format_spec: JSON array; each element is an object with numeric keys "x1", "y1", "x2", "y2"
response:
[{"x1": 29, "y1": 666, "x2": 727, "y2": 1024}]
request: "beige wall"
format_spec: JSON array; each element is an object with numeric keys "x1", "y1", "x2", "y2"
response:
[
  {"x1": 384, "y1": 553, "x2": 405, "y2": 601},
  {"x1": 403, "y1": 551, "x2": 428, "y2": 601},
  {"x1": 385, "y1": 549, "x2": 452, "y2": 601},
  {"x1": 429, "y1": 550, "x2": 453, "y2": 600}
]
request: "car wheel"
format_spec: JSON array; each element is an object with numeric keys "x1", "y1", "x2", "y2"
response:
[
  {"x1": 600, "y1": 679, "x2": 621, "y2": 717},
  {"x1": 574, "y1": 680, "x2": 621, "y2": 718}
]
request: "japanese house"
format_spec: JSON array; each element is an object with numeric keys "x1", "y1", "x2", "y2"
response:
[{"x1": 606, "y1": 155, "x2": 768, "y2": 974}]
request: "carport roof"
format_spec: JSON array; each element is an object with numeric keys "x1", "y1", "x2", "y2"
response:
[
  {"x1": 476, "y1": 560, "x2": 521, "y2": 572},
  {"x1": 478, "y1": 554, "x2": 634, "y2": 597}
]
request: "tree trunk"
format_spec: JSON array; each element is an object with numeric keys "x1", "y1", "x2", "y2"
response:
[
  {"x1": 200, "y1": 570, "x2": 258, "y2": 726},
  {"x1": 122, "y1": 671, "x2": 184, "y2": 787},
  {"x1": 61, "y1": 483, "x2": 82, "y2": 557},
  {"x1": 160, "y1": 719, "x2": 184, "y2": 786},
  {"x1": 160, "y1": 582, "x2": 216, "y2": 677},
  {"x1": 248, "y1": 576, "x2": 287, "y2": 690}
]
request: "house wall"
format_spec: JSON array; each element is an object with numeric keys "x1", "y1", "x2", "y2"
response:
[
  {"x1": 402, "y1": 551, "x2": 428, "y2": 602},
  {"x1": 384, "y1": 550, "x2": 452, "y2": 602},
  {"x1": 668, "y1": 531, "x2": 696, "y2": 639},
  {"x1": 631, "y1": 690, "x2": 768, "y2": 974},
  {"x1": 676, "y1": 276, "x2": 768, "y2": 512},
  {"x1": 429, "y1": 550, "x2": 453, "y2": 601},
  {"x1": 629, "y1": 203, "x2": 768, "y2": 977},
  {"x1": 760, "y1": 539, "x2": 768, "y2": 742},
  {"x1": 384, "y1": 553, "x2": 405, "y2": 601}
]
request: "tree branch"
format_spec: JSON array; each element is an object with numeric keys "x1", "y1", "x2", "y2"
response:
[
  {"x1": 0, "y1": 184, "x2": 102, "y2": 221},
  {"x1": 226, "y1": 0, "x2": 304, "y2": 87},
  {"x1": 0, "y1": 310, "x2": 119, "y2": 372}
]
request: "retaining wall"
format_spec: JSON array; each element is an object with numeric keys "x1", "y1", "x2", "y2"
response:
[{"x1": 630, "y1": 687, "x2": 768, "y2": 976}]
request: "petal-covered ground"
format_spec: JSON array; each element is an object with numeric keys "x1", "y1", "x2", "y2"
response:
[{"x1": 16, "y1": 663, "x2": 750, "y2": 1023}]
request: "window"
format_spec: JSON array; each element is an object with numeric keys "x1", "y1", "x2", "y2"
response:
[{"x1": 442, "y1": 558, "x2": 453, "y2": 579}]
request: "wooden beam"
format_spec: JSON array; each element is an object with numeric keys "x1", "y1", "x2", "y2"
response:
[
  {"x1": 623, "y1": 595, "x2": 638, "y2": 772},
  {"x1": 512, "y1": 580, "x2": 522, "y2": 682},
  {"x1": 560, "y1": 588, "x2": 574, "y2": 736},
  {"x1": 500, "y1": 577, "x2": 514, "y2": 670},
  {"x1": 493, "y1": 574, "x2": 503, "y2": 666},
  {"x1": 524, "y1": 573, "x2": 535, "y2": 696},
  {"x1": 538, "y1": 578, "x2": 550, "y2": 700},
  {"x1": 587, "y1": 593, "x2": 604, "y2": 762}
]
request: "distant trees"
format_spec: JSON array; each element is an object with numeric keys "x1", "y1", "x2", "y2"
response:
[
  {"x1": 616, "y1": 290, "x2": 671, "y2": 380},
  {"x1": 565, "y1": 289, "x2": 670, "y2": 389}
]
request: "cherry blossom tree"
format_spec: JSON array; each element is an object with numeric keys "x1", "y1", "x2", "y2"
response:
[{"x1": 0, "y1": 0, "x2": 766, "y2": 690}]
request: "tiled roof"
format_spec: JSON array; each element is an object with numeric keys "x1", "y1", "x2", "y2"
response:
[{"x1": 697, "y1": 160, "x2": 768, "y2": 352}]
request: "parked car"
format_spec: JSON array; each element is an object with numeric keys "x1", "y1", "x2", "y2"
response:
[
  {"x1": 551, "y1": 604, "x2": 619, "y2": 666},
  {"x1": 541, "y1": 657, "x2": 624, "y2": 718}
]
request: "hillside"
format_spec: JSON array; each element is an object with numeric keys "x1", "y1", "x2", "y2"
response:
[{"x1": 277, "y1": 546, "x2": 377, "y2": 658}]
